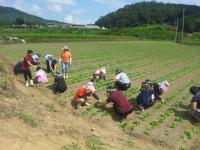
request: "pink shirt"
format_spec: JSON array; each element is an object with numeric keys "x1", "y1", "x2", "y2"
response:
[{"x1": 36, "y1": 69, "x2": 48, "y2": 83}]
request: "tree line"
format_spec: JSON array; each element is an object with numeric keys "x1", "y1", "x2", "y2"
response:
[{"x1": 95, "y1": 2, "x2": 200, "y2": 33}]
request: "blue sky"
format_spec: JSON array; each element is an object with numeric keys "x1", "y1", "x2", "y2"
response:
[{"x1": 0, "y1": 0, "x2": 199, "y2": 24}]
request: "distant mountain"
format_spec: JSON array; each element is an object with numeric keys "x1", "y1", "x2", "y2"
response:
[
  {"x1": 0, "y1": 6, "x2": 63, "y2": 25},
  {"x1": 95, "y1": 2, "x2": 200, "y2": 32}
]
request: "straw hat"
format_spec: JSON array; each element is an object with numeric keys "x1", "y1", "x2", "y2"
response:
[{"x1": 62, "y1": 46, "x2": 69, "y2": 50}]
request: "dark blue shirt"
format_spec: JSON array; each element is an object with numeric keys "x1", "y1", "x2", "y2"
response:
[{"x1": 192, "y1": 92, "x2": 200, "y2": 108}]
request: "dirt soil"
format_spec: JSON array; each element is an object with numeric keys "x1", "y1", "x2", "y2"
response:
[{"x1": 0, "y1": 54, "x2": 172, "y2": 150}]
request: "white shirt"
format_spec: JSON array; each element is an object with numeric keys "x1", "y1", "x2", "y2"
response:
[
  {"x1": 32, "y1": 55, "x2": 39, "y2": 62},
  {"x1": 116, "y1": 72, "x2": 130, "y2": 84},
  {"x1": 45, "y1": 54, "x2": 53, "y2": 61}
]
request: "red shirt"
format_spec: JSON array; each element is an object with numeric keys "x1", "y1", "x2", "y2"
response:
[
  {"x1": 73, "y1": 87, "x2": 92, "y2": 102},
  {"x1": 21, "y1": 54, "x2": 32, "y2": 71},
  {"x1": 108, "y1": 91, "x2": 133, "y2": 113}
]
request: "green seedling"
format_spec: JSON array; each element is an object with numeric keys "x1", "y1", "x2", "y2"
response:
[
  {"x1": 128, "y1": 121, "x2": 140, "y2": 130},
  {"x1": 18, "y1": 112, "x2": 38, "y2": 127},
  {"x1": 118, "y1": 121, "x2": 128, "y2": 129}
]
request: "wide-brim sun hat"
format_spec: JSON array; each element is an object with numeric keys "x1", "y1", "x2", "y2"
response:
[
  {"x1": 85, "y1": 81, "x2": 95, "y2": 92},
  {"x1": 160, "y1": 80, "x2": 170, "y2": 92},
  {"x1": 100, "y1": 67, "x2": 106, "y2": 74},
  {"x1": 62, "y1": 46, "x2": 69, "y2": 50}
]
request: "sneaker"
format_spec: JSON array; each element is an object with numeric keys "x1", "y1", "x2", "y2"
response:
[
  {"x1": 25, "y1": 81, "x2": 29, "y2": 87},
  {"x1": 139, "y1": 105, "x2": 144, "y2": 112},
  {"x1": 63, "y1": 75, "x2": 66, "y2": 79},
  {"x1": 30, "y1": 80, "x2": 34, "y2": 86}
]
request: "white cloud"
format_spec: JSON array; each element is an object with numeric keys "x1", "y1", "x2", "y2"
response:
[
  {"x1": 47, "y1": 0, "x2": 75, "y2": 5},
  {"x1": 64, "y1": 14, "x2": 74, "y2": 23},
  {"x1": 0, "y1": 0, "x2": 4, "y2": 5},
  {"x1": 47, "y1": 4, "x2": 63, "y2": 13},
  {"x1": 64, "y1": 9, "x2": 93, "y2": 24},
  {"x1": 31, "y1": 4, "x2": 42, "y2": 15}
]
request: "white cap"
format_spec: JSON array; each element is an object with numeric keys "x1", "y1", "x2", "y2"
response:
[
  {"x1": 84, "y1": 82, "x2": 95, "y2": 92},
  {"x1": 100, "y1": 67, "x2": 106, "y2": 75}
]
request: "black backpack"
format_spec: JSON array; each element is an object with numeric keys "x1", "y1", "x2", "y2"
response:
[{"x1": 141, "y1": 80, "x2": 154, "y2": 92}]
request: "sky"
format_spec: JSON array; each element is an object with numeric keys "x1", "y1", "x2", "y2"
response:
[{"x1": 0, "y1": 0, "x2": 199, "y2": 24}]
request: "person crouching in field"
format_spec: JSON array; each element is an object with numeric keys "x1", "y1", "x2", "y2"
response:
[
  {"x1": 34, "y1": 67, "x2": 48, "y2": 84},
  {"x1": 189, "y1": 86, "x2": 200, "y2": 121},
  {"x1": 53, "y1": 74, "x2": 67, "y2": 93},
  {"x1": 73, "y1": 82, "x2": 99, "y2": 108},
  {"x1": 153, "y1": 80, "x2": 170, "y2": 102},
  {"x1": 136, "y1": 80, "x2": 155, "y2": 111},
  {"x1": 59, "y1": 46, "x2": 72, "y2": 79},
  {"x1": 105, "y1": 86, "x2": 134, "y2": 120},
  {"x1": 13, "y1": 61, "x2": 23, "y2": 75},
  {"x1": 91, "y1": 67, "x2": 106, "y2": 82},
  {"x1": 45, "y1": 54, "x2": 57, "y2": 73},
  {"x1": 114, "y1": 69, "x2": 131, "y2": 91},
  {"x1": 21, "y1": 50, "x2": 37, "y2": 86},
  {"x1": 32, "y1": 53, "x2": 41, "y2": 65}
]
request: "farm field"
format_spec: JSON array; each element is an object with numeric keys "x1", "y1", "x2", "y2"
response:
[{"x1": 0, "y1": 41, "x2": 200, "y2": 150}]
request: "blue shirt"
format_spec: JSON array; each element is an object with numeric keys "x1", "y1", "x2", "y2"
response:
[{"x1": 192, "y1": 92, "x2": 200, "y2": 108}]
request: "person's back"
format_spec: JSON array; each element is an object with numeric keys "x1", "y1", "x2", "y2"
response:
[
  {"x1": 14, "y1": 61, "x2": 23, "y2": 75},
  {"x1": 108, "y1": 91, "x2": 133, "y2": 114},
  {"x1": 137, "y1": 90, "x2": 154, "y2": 105},
  {"x1": 54, "y1": 75, "x2": 67, "y2": 93},
  {"x1": 116, "y1": 72, "x2": 130, "y2": 84},
  {"x1": 36, "y1": 69, "x2": 48, "y2": 83}
]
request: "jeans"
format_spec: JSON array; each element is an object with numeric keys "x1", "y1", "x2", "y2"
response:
[{"x1": 61, "y1": 62, "x2": 70, "y2": 74}]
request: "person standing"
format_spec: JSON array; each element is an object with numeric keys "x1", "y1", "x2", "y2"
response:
[
  {"x1": 59, "y1": 46, "x2": 72, "y2": 79},
  {"x1": 21, "y1": 50, "x2": 36, "y2": 86}
]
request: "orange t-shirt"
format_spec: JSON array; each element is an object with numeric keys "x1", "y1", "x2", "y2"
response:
[
  {"x1": 60, "y1": 51, "x2": 71, "y2": 63},
  {"x1": 73, "y1": 87, "x2": 86, "y2": 102},
  {"x1": 73, "y1": 87, "x2": 92, "y2": 102}
]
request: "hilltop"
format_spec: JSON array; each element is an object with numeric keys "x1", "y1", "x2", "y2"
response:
[
  {"x1": 0, "y1": 6, "x2": 63, "y2": 26},
  {"x1": 95, "y1": 2, "x2": 200, "y2": 33}
]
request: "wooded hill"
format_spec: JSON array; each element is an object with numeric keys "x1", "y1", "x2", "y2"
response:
[
  {"x1": 0, "y1": 6, "x2": 61, "y2": 26},
  {"x1": 95, "y1": 2, "x2": 200, "y2": 32}
]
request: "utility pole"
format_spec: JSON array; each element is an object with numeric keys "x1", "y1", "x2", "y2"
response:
[
  {"x1": 175, "y1": 18, "x2": 179, "y2": 43},
  {"x1": 181, "y1": 8, "x2": 185, "y2": 44}
]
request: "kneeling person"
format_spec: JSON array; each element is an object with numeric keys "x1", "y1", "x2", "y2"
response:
[
  {"x1": 137, "y1": 80, "x2": 155, "y2": 111},
  {"x1": 35, "y1": 67, "x2": 48, "y2": 84},
  {"x1": 153, "y1": 80, "x2": 170, "y2": 102},
  {"x1": 114, "y1": 69, "x2": 131, "y2": 91},
  {"x1": 73, "y1": 82, "x2": 99, "y2": 108},
  {"x1": 189, "y1": 86, "x2": 200, "y2": 121},
  {"x1": 91, "y1": 67, "x2": 106, "y2": 82},
  {"x1": 106, "y1": 86, "x2": 134, "y2": 120},
  {"x1": 54, "y1": 74, "x2": 67, "y2": 93}
]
